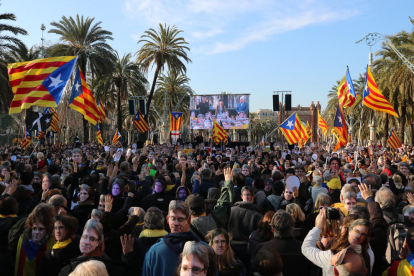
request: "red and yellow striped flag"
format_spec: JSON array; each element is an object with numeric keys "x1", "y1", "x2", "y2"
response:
[
  {"x1": 43, "y1": 107, "x2": 60, "y2": 132},
  {"x1": 69, "y1": 66, "x2": 100, "y2": 125},
  {"x1": 318, "y1": 110, "x2": 328, "y2": 135},
  {"x1": 213, "y1": 119, "x2": 228, "y2": 145},
  {"x1": 134, "y1": 111, "x2": 150, "y2": 134},
  {"x1": 96, "y1": 124, "x2": 103, "y2": 145},
  {"x1": 306, "y1": 121, "x2": 312, "y2": 140},
  {"x1": 97, "y1": 101, "x2": 106, "y2": 123},
  {"x1": 387, "y1": 128, "x2": 402, "y2": 151},
  {"x1": 8, "y1": 56, "x2": 77, "y2": 114},
  {"x1": 21, "y1": 128, "x2": 31, "y2": 150},
  {"x1": 112, "y1": 130, "x2": 121, "y2": 145},
  {"x1": 363, "y1": 66, "x2": 398, "y2": 117},
  {"x1": 278, "y1": 112, "x2": 307, "y2": 145}
]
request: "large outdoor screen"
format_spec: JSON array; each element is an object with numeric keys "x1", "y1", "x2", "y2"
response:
[{"x1": 189, "y1": 94, "x2": 250, "y2": 130}]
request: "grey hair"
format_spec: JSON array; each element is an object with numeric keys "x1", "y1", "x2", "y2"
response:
[
  {"x1": 182, "y1": 241, "x2": 210, "y2": 270},
  {"x1": 342, "y1": 191, "x2": 357, "y2": 201},
  {"x1": 242, "y1": 164, "x2": 250, "y2": 172},
  {"x1": 48, "y1": 195, "x2": 67, "y2": 207},
  {"x1": 128, "y1": 207, "x2": 145, "y2": 223},
  {"x1": 72, "y1": 148, "x2": 82, "y2": 155},
  {"x1": 349, "y1": 219, "x2": 371, "y2": 232},
  {"x1": 323, "y1": 170, "x2": 332, "y2": 182},
  {"x1": 91, "y1": 209, "x2": 104, "y2": 220},
  {"x1": 232, "y1": 168, "x2": 241, "y2": 175},
  {"x1": 80, "y1": 184, "x2": 91, "y2": 194},
  {"x1": 341, "y1": 184, "x2": 356, "y2": 196},
  {"x1": 271, "y1": 210, "x2": 294, "y2": 238},
  {"x1": 83, "y1": 219, "x2": 104, "y2": 241},
  {"x1": 169, "y1": 200, "x2": 190, "y2": 218},
  {"x1": 99, "y1": 194, "x2": 105, "y2": 201},
  {"x1": 375, "y1": 187, "x2": 396, "y2": 208},
  {"x1": 144, "y1": 208, "x2": 165, "y2": 230},
  {"x1": 312, "y1": 175, "x2": 323, "y2": 186}
]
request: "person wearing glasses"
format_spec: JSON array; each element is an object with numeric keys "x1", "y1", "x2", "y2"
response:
[
  {"x1": 59, "y1": 219, "x2": 132, "y2": 275},
  {"x1": 14, "y1": 203, "x2": 56, "y2": 276},
  {"x1": 176, "y1": 241, "x2": 217, "y2": 276},
  {"x1": 142, "y1": 200, "x2": 212, "y2": 276},
  {"x1": 37, "y1": 215, "x2": 80, "y2": 276},
  {"x1": 205, "y1": 228, "x2": 246, "y2": 276}
]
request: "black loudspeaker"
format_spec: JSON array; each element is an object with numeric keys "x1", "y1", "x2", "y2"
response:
[
  {"x1": 139, "y1": 99, "x2": 146, "y2": 115},
  {"x1": 128, "y1": 99, "x2": 135, "y2": 115},
  {"x1": 285, "y1": 94, "x2": 292, "y2": 111},
  {"x1": 273, "y1": 95, "x2": 279, "y2": 111}
]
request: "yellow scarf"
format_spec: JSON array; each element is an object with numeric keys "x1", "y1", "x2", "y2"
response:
[
  {"x1": 0, "y1": 214, "x2": 17, "y2": 218},
  {"x1": 136, "y1": 222, "x2": 144, "y2": 226},
  {"x1": 139, "y1": 229, "x2": 168, "y2": 238},
  {"x1": 52, "y1": 238, "x2": 72, "y2": 250}
]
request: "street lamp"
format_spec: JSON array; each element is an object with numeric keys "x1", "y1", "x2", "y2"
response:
[{"x1": 63, "y1": 126, "x2": 67, "y2": 144}]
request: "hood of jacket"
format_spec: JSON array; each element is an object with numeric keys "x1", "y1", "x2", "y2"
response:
[{"x1": 163, "y1": 231, "x2": 200, "y2": 254}]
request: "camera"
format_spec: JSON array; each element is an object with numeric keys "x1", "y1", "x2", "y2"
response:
[{"x1": 326, "y1": 207, "x2": 340, "y2": 220}]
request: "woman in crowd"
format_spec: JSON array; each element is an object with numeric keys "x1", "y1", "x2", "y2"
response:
[
  {"x1": 15, "y1": 203, "x2": 55, "y2": 276},
  {"x1": 286, "y1": 203, "x2": 307, "y2": 241},
  {"x1": 248, "y1": 211, "x2": 274, "y2": 258},
  {"x1": 37, "y1": 215, "x2": 80, "y2": 276}
]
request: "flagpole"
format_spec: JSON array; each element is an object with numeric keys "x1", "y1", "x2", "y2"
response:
[{"x1": 30, "y1": 141, "x2": 40, "y2": 157}]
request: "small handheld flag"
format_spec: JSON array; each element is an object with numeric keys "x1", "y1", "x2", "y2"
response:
[
  {"x1": 317, "y1": 111, "x2": 328, "y2": 135},
  {"x1": 96, "y1": 125, "x2": 104, "y2": 145},
  {"x1": 43, "y1": 107, "x2": 60, "y2": 132},
  {"x1": 332, "y1": 104, "x2": 348, "y2": 151},
  {"x1": 21, "y1": 128, "x2": 31, "y2": 150},
  {"x1": 112, "y1": 130, "x2": 121, "y2": 145},
  {"x1": 387, "y1": 128, "x2": 402, "y2": 151}
]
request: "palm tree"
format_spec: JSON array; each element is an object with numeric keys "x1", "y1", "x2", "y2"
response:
[
  {"x1": 48, "y1": 15, "x2": 116, "y2": 142},
  {"x1": 136, "y1": 23, "x2": 191, "y2": 123},
  {"x1": 5, "y1": 43, "x2": 41, "y2": 63},
  {"x1": 111, "y1": 52, "x2": 148, "y2": 132},
  {"x1": 0, "y1": 13, "x2": 28, "y2": 114}
]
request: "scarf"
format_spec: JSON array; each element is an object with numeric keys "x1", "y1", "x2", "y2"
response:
[
  {"x1": 0, "y1": 214, "x2": 17, "y2": 218},
  {"x1": 139, "y1": 229, "x2": 168, "y2": 238},
  {"x1": 136, "y1": 222, "x2": 144, "y2": 226},
  {"x1": 52, "y1": 238, "x2": 72, "y2": 250},
  {"x1": 23, "y1": 239, "x2": 43, "y2": 261}
]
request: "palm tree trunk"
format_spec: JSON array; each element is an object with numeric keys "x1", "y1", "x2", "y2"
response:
[
  {"x1": 145, "y1": 65, "x2": 161, "y2": 122},
  {"x1": 411, "y1": 124, "x2": 414, "y2": 146},
  {"x1": 384, "y1": 114, "x2": 389, "y2": 145},
  {"x1": 399, "y1": 104, "x2": 406, "y2": 143},
  {"x1": 117, "y1": 85, "x2": 122, "y2": 133}
]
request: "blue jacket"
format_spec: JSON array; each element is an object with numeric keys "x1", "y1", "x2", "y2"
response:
[{"x1": 142, "y1": 232, "x2": 208, "y2": 276}]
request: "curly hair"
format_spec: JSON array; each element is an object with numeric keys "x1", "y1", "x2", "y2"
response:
[
  {"x1": 24, "y1": 203, "x2": 55, "y2": 243},
  {"x1": 54, "y1": 215, "x2": 78, "y2": 240}
]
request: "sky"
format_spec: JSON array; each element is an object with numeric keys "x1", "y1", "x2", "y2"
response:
[{"x1": 2, "y1": 0, "x2": 414, "y2": 113}]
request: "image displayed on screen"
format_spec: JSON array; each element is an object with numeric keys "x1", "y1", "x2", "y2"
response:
[{"x1": 189, "y1": 94, "x2": 250, "y2": 130}]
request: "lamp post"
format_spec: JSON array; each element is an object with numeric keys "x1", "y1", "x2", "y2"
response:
[{"x1": 63, "y1": 126, "x2": 67, "y2": 144}]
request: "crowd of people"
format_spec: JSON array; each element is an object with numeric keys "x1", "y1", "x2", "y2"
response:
[{"x1": 0, "y1": 138, "x2": 414, "y2": 276}]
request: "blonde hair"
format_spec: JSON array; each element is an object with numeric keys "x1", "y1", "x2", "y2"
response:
[
  {"x1": 232, "y1": 163, "x2": 240, "y2": 169},
  {"x1": 393, "y1": 174, "x2": 402, "y2": 184},
  {"x1": 314, "y1": 193, "x2": 332, "y2": 209},
  {"x1": 286, "y1": 203, "x2": 305, "y2": 222},
  {"x1": 69, "y1": 260, "x2": 108, "y2": 276}
]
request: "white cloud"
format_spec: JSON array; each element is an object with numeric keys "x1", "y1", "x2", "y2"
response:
[{"x1": 123, "y1": 0, "x2": 359, "y2": 55}]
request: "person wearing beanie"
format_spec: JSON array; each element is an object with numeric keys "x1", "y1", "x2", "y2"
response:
[{"x1": 37, "y1": 160, "x2": 47, "y2": 173}]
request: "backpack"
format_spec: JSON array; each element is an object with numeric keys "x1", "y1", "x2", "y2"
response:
[{"x1": 385, "y1": 222, "x2": 407, "y2": 264}]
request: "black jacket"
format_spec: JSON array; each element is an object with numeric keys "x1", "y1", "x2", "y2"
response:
[{"x1": 58, "y1": 256, "x2": 133, "y2": 276}]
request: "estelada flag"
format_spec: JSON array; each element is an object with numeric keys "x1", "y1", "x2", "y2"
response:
[
  {"x1": 96, "y1": 124, "x2": 104, "y2": 145},
  {"x1": 278, "y1": 112, "x2": 307, "y2": 145},
  {"x1": 387, "y1": 128, "x2": 402, "y2": 151},
  {"x1": 213, "y1": 119, "x2": 228, "y2": 145},
  {"x1": 318, "y1": 110, "x2": 328, "y2": 135},
  {"x1": 8, "y1": 56, "x2": 77, "y2": 114},
  {"x1": 332, "y1": 104, "x2": 348, "y2": 151},
  {"x1": 134, "y1": 111, "x2": 150, "y2": 134},
  {"x1": 112, "y1": 130, "x2": 121, "y2": 145},
  {"x1": 306, "y1": 121, "x2": 312, "y2": 140},
  {"x1": 363, "y1": 65, "x2": 398, "y2": 117},
  {"x1": 69, "y1": 66, "x2": 100, "y2": 125},
  {"x1": 43, "y1": 107, "x2": 60, "y2": 132},
  {"x1": 337, "y1": 67, "x2": 357, "y2": 108},
  {"x1": 170, "y1": 112, "x2": 183, "y2": 132},
  {"x1": 21, "y1": 128, "x2": 31, "y2": 150}
]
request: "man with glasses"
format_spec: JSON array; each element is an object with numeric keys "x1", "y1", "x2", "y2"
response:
[
  {"x1": 142, "y1": 200, "x2": 211, "y2": 276},
  {"x1": 59, "y1": 219, "x2": 131, "y2": 275}
]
